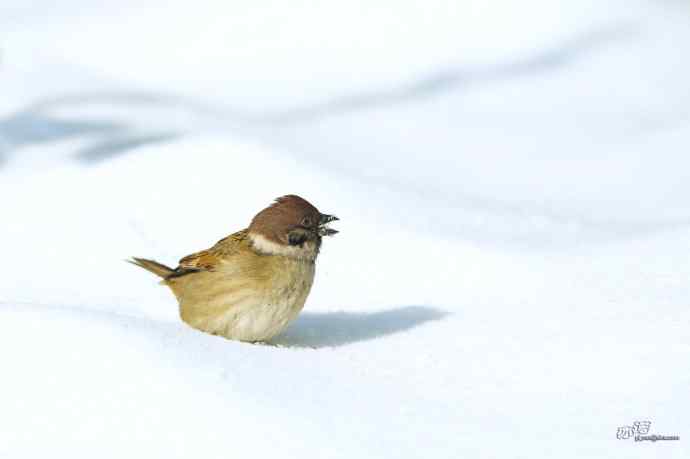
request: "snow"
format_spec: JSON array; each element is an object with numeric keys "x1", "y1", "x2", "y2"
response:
[{"x1": 1, "y1": 1, "x2": 689, "y2": 458}]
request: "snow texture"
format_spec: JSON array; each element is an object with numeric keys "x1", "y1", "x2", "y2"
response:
[{"x1": 0, "y1": 1, "x2": 688, "y2": 458}]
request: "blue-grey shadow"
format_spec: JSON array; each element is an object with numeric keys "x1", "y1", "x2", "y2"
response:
[
  {"x1": 262, "y1": 24, "x2": 638, "y2": 124},
  {"x1": 0, "y1": 24, "x2": 637, "y2": 167},
  {"x1": 272, "y1": 306, "x2": 447, "y2": 348},
  {"x1": 0, "y1": 95, "x2": 194, "y2": 164}
]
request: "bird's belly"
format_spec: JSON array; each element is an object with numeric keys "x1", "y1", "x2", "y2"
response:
[
  {"x1": 221, "y1": 296, "x2": 305, "y2": 342},
  {"x1": 178, "y1": 262, "x2": 315, "y2": 342}
]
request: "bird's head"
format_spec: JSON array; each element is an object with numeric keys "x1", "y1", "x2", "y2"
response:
[{"x1": 248, "y1": 195, "x2": 339, "y2": 260}]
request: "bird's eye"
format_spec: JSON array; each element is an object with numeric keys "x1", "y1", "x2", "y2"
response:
[{"x1": 301, "y1": 217, "x2": 312, "y2": 227}]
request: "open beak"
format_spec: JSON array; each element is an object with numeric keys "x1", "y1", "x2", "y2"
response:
[{"x1": 318, "y1": 214, "x2": 339, "y2": 236}]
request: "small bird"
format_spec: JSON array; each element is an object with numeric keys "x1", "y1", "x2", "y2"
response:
[{"x1": 129, "y1": 195, "x2": 338, "y2": 342}]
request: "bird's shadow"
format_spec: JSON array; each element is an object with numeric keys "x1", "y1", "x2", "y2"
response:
[{"x1": 271, "y1": 305, "x2": 447, "y2": 349}]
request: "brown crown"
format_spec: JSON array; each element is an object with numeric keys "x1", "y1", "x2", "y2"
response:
[{"x1": 249, "y1": 195, "x2": 322, "y2": 244}]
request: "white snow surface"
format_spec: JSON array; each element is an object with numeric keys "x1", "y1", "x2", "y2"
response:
[{"x1": 1, "y1": 1, "x2": 689, "y2": 458}]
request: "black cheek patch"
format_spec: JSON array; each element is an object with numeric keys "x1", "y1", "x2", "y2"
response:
[{"x1": 288, "y1": 230, "x2": 309, "y2": 247}]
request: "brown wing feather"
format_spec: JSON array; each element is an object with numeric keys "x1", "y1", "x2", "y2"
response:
[
  {"x1": 170, "y1": 229, "x2": 250, "y2": 278},
  {"x1": 178, "y1": 249, "x2": 219, "y2": 271}
]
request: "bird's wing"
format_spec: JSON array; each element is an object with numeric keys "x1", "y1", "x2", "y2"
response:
[
  {"x1": 174, "y1": 228, "x2": 250, "y2": 274},
  {"x1": 176, "y1": 249, "x2": 218, "y2": 272}
]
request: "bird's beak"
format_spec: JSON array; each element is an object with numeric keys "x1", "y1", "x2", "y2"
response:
[{"x1": 318, "y1": 214, "x2": 339, "y2": 236}]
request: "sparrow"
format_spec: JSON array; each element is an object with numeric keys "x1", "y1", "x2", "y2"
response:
[{"x1": 129, "y1": 195, "x2": 338, "y2": 342}]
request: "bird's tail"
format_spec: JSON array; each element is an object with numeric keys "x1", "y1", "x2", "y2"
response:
[{"x1": 128, "y1": 257, "x2": 175, "y2": 278}]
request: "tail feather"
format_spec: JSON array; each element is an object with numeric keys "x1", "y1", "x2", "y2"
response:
[{"x1": 128, "y1": 257, "x2": 175, "y2": 278}]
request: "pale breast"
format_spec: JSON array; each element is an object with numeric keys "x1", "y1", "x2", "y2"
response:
[{"x1": 175, "y1": 256, "x2": 316, "y2": 342}]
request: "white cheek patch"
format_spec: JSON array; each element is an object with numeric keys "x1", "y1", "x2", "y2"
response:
[{"x1": 249, "y1": 233, "x2": 319, "y2": 260}]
